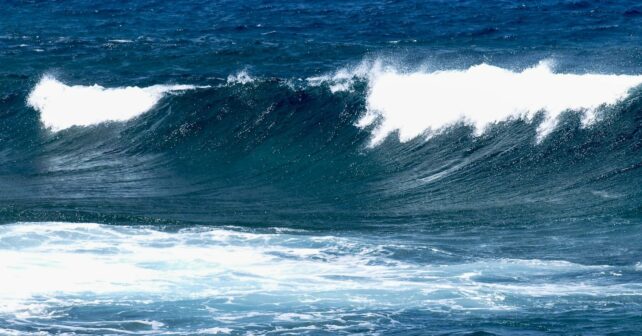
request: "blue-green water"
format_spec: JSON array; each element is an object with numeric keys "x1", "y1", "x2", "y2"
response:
[{"x1": 1, "y1": 1, "x2": 642, "y2": 335}]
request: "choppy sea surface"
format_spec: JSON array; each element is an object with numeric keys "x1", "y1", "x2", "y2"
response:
[{"x1": 1, "y1": 1, "x2": 642, "y2": 335}]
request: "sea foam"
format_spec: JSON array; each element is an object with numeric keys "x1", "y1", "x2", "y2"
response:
[
  {"x1": 27, "y1": 76, "x2": 202, "y2": 131},
  {"x1": 0, "y1": 222, "x2": 635, "y2": 323},
  {"x1": 226, "y1": 70, "x2": 255, "y2": 85},
  {"x1": 357, "y1": 62, "x2": 642, "y2": 145}
]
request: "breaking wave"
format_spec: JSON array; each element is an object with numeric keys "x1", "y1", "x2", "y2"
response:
[
  {"x1": 316, "y1": 61, "x2": 642, "y2": 144},
  {"x1": 1, "y1": 59, "x2": 641, "y2": 335},
  {"x1": 23, "y1": 62, "x2": 642, "y2": 144}
]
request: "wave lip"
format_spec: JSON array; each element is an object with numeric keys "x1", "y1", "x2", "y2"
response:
[
  {"x1": 26, "y1": 76, "x2": 203, "y2": 131},
  {"x1": 359, "y1": 62, "x2": 642, "y2": 145}
]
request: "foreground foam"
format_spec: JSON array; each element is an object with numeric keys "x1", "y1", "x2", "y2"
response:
[
  {"x1": 27, "y1": 76, "x2": 203, "y2": 131},
  {"x1": 1, "y1": 222, "x2": 640, "y2": 334},
  {"x1": 357, "y1": 62, "x2": 642, "y2": 145},
  {"x1": 1, "y1": 222, "x2": 638, "y2": 325}
]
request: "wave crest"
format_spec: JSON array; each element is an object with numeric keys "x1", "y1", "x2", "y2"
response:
[
  {"x1": 26, "y1": 76, "x2": 203, "y2": 131},
  {"x1": 358, "y1": 62, "x2": 642, "y2": 145}
]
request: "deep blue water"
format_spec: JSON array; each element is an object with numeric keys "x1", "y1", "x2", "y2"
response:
[{"x1": 1, "y1": 1, "x2": 642, "y2": 335}]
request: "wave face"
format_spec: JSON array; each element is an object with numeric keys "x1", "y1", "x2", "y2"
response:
[
  {"x1": 3, "y1": 0, "x2": 642, "y2": 334},
  {"x1": 4, "y1": 63, "x2": 641, "y2": 228}
]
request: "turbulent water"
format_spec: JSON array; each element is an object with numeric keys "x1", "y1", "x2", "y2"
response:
[{"x1": 2, "y1": 1, "x2": 642, "y2": 335}]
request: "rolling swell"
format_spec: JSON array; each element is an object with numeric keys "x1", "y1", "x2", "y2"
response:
[{"x1": 1, "y1": 65, "x2": 641, "y2": 236}]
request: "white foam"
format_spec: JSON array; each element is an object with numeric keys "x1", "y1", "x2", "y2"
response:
[
  {"x1": 0, "y1": 222, "x2": 638, "y2": 327},
  {"x1": 357, "y1": 61, "x2": 642, "y2": 145},
  {"x1": 198, "y1": 327, "x2": 232, "y2": 334},
  {"x1": 27, "y1": 76, "x2": 203, "y2": 131},
  {"x1": 226, "y1": 70, "x2": 254, "y2": 85},
  {"x1": 307, "y1": 62, "x2": 371, "y2": 93}
]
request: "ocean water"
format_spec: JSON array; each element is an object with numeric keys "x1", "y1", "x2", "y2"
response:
[{"x1": 1, "y1": 1, "x2": 642, "y2": 335}]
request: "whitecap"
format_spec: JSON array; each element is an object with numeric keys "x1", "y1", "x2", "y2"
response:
[
  {"x1": 358, "y1": 61, "x2": 642, "y2": 145},
  {"x1": 27, "y1": 76, "x2": 206, "y2": 131},
  {"x1": 226, "y1": 70, "x2": 254, "y2": 84}
]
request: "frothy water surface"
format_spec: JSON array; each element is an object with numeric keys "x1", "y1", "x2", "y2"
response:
[{"x1": 1, "y1": 222, "x2": 640, "y2": 335}]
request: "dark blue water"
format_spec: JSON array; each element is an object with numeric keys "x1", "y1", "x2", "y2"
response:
[{"x1": 1, "y1": 1, "x2": 642, "y2": 335}]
